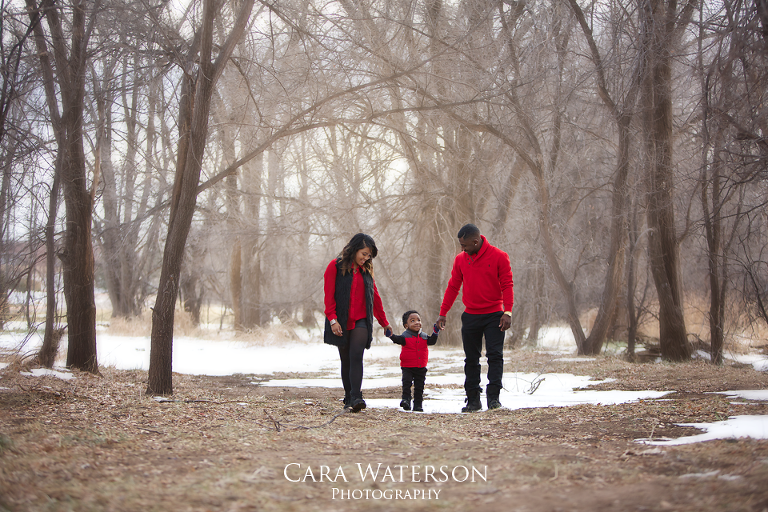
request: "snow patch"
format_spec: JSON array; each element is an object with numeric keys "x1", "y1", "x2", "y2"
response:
[
  {"x1": 715, "y1": 390, "x2": 768, "y2": 401},
  {"x1": 638, "y1": 415, "x2": 768, "y2": 445},
  {"x1": 19, "y1": 368, "x2": 74, "y2": 381}
]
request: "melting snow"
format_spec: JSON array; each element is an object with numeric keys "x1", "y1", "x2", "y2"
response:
[{"x1": 638, "y1": 415, "x2": 768, "y2": 446}]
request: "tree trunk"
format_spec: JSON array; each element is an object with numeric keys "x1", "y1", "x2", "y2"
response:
[
  {"x1": 535, "y1": 169, "x2": 588, "y2": 353},
  {"x1": 147, "y1": 0, "x2": 254, "y2": 395},
  {"x1": 230, "y1": 238, "x2": 243, "y2": 328},
  {"x1": 241, "y1": 153, "x2": 263, "y2": 328},
  {"x1": 60, "y1": 115, "x2": 97, "y2": 372},
  {"x1": 27, "y1": 0, "x2": 98, "y2": 372},
  {"x1": 526, "y1": 261, "x2": 545, "y2": 346},
  {"x1": 640, "y1": 0, "x2": 692, "y2": 361},
  {"x1": 38, "y1": 154, "x2": 63, "y2": 368},
  {"x1": 581, "y1": 115, "x2": 630, "y2": 354},
  {"x1": 27, "y1": 0, "x2": 64, "y2": 367}
]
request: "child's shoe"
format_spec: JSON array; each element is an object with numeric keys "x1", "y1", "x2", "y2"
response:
[{"x1": 400, "y1": 399, "x2": 411, "y2": 411}]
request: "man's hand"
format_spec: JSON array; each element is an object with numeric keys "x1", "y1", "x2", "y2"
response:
[
  {"x1": 436, "y1": 315, "x2": 447, "y2": 330},
  {"x1": 499, "y1": 313, "x2": 512, "y2": 331}
]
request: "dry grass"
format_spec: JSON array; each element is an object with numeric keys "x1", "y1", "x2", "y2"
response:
[
  {"x1": 100, "y1": 311, "x2": 310, "y2": 347},
  {"x1": 2, "y1": 352, "x2": 768, "y2": 512}
]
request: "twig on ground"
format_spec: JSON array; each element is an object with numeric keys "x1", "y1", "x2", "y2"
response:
[
  {"x1": 527, "y1": 377, "x2": 545, "y2": 394},
  {"x1": 153, "y1": 397, "x2": 261, "y2": 405},
  {"x1": 285, "y1": 409, "x2": 350, "y2": 430},
  {"x1": 254, "y1": 408, "x2": 350, "y2": 432},
  {"x1": 265, "y1": 409, "x2": 282, "y2": 432},
  {"x1": 510, "y1": 358, "x2": 554, "y2": 395},
  {"x1": 138, "y1": 427, "x2": 163, "y2": 435}
]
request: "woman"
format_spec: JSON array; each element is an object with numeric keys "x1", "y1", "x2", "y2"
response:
[{"x1": 324, "y1": 233, "x2": 392, "y2": 412}]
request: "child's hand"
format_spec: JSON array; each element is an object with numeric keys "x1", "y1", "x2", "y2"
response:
[
  {"x1": 433, "y1": 323, "x2": 440, "y2": 335},
  {"x1": 384, "y1": 327, "x2": 393, "y2": 337}
]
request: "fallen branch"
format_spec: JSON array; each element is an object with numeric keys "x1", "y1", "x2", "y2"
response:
[
  {"x1": 138, "y1": 427, "x2": 163, "y2": 435},
  {"x1": 285, "y1": 409, "x2": 350, "y2": 430},
  {"x1": 153, "y1": 397, "x2": 262, "y2": 405},
  {"x1": 256, "y1": 408, "x2": 350, "y2": 432}
]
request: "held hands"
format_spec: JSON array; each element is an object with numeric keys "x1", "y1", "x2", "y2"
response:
[
  {"x1": 384, "y1": 325, "x2": 406, "y2": 345},
  {"x1": 433, "y1": 323, "x2": 440, "y2": 335},
  {"x1": 436, "y1": 315, "x2": 447, "y2": 331}
]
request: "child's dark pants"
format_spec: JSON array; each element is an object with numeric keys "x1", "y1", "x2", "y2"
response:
[{"x1": 401, "y1": 367, "x2": 427, "y2": 403}]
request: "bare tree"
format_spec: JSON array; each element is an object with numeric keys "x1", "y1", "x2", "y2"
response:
[
  {"x1": 567, "y1": 0, "x2": 642, "y2": 355},
  {"x1": 27, "y1": 0, "x2": 100, "y2": 372},
  {"x1": 638, "y1": 0, "x2": 697, "y2": 361},
  {"x1": 698, "y1": 0, "x2": 768, "y2": 362},
  {"x1": 0, "y1": 0, "x2": 39, "y2": 330},
  {"x1": 148, "y1": 0, "x2": 255, "y2": 395}
]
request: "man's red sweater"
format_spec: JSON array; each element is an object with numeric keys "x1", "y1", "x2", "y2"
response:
[{"x1": 439, "y1": 236, "x2": 514, "y2": 316}]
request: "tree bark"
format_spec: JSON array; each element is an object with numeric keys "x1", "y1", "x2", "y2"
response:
[
  {"x1": 241, "y1": 153, "x2": 263, "y2": 328},
  {"x1": 28, "y1": 0, "x2": 63, "y2": 367},
  {"x1": 27, "y1": 0, "x2": 98, "y2": 372},
  {"x1": 640, "y1": 0, "x2": 694, "y2": 361},
  {"x1": 147, "y1": 0, "x2": 254, "y2": 395}
]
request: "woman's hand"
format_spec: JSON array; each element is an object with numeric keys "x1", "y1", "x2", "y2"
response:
[{"x1": 331, "y1": 321, "x2": 343, "y2": 336}]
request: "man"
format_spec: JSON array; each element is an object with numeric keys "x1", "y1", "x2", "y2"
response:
[{"x1": 436, "y1": 224, "x2": 514, "y2": 412}]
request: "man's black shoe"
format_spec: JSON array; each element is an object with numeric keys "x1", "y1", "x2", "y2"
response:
[
  {"x1": 488, "y1": 398, "x2": 502, "y2": 410},
  {"x1": 400, "y1": 399, "x2": 411, "y2": 411},
  {"x1": 461, "y1": 394, "x2": 482, "y2": 413},
  {"x1": 413, "y1": 402, "x2": 423, "y2": 412}
]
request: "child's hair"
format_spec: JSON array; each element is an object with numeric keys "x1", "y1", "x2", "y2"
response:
[{"x1": 402, "y1": 310, "x2": 420, "y2": 327}]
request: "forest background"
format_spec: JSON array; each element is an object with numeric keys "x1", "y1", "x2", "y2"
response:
[{"x1": 0, "y1": 0, "x2": 767, "y2": 394}]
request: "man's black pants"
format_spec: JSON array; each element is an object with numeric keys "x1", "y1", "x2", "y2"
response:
[{"x1": 461, "y1": 311, "x2": 504, "y2": 398}]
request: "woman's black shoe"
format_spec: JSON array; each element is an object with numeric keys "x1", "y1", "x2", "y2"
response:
[{"x1": 351, "y1": 397, "x2": 366, "y2": 412}]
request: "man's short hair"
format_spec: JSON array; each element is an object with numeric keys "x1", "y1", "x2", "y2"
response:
[{"x1": 457, "y1": 223, "x2": 481, "y2": 240}]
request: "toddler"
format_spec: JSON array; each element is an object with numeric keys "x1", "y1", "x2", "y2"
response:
[{"x1": 387, "y1": 310, "x2": 439, "y2": 412}]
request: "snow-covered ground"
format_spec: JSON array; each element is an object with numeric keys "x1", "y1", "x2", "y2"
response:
[{"x1": 1, "y1": 325, "x2": 767, "y2": 445}]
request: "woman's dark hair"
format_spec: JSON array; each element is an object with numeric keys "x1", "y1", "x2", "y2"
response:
[
  {"x1": 338, "y1": 233, "x2": 378, "y2": 275},
  {"x1": 402, "y1": 310, "x2": 420, "y2": 327}
]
